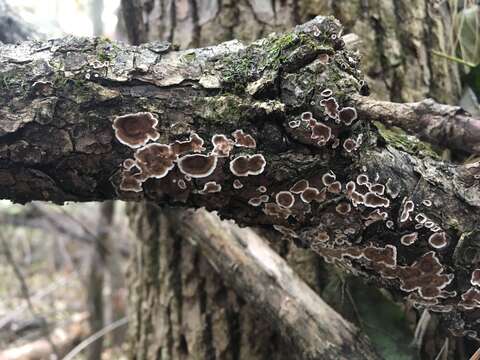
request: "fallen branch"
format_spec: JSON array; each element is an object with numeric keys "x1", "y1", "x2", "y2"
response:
[{"x1": 175, "y1": 209, "x2": 380, "y2": 360}]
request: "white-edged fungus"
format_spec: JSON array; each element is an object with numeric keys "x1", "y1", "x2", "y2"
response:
[
  {"x1": 229, "y1": 154, "x2": 266, "y2": 177},
  {"x1": 233, "y1": 179, "x2": 243, "y2": 189},
  {"x1": 471, "y1": 270, "x2": 480, "y2": 287},
  {"x1": 301, "y1": 112, "x2": 313, "y2": 121},
  {"x1": 135, "y1": 143, "x2": 177, "y2": 179},
  {"x1": 400, "y1": 199, "x2": 414, "y2": 222},
  {"x1": 257, "y1": 186, "x2": 267, "y2": 193},
  {"x1": 320, "y1": 97, "x2": 339, "y2": 119},
  {"x1": 212, "y1": 134, "x2": 234, "y2": 157},
  {"x1": 322, "y1": 171, "x2": 336, "y2": 186},
  {"x1": 338, "y1": 107, "x2": 357, "y2": 125},
  {"x1": 178, "y1": 154, "x2": 218, "y2": 178},
  {"x1": 232, "y1": 129, "x2": 256, "y2": 148},
  {"x1": 336, "y1": 202, "x2": 351, "y2": 215},
  {"x1": 275, "y1": 191, "x2": 295, "y2": 209},
  {"x1": 113, "y1": 112, "x2": 159, "y2": 148},
  {"x1": 171, "y1": 132, "x2": 205, "y2": 155},
  {"x1": 290, "y1": 180, "x2": 309, "y2": 194},
  {"x1": 428, "y1": 232, "x2": 448, "y2": 249},
  {"x1": 288, "y1": 120, "x2": 301, "y2": 128},
  {"x1": 401, "y1": 232, "x2": 418, "y2": 246},
  {"x1": 301, "y1": 187, "x2": 320, "y2": 203},
  {"x1": 199, "y1": 181, "x2": 222, "y2": 194}
]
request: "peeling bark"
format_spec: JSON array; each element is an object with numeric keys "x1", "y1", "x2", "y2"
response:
[{"x1": 1, "y1": 16, "x2": 480, "y2": 338}]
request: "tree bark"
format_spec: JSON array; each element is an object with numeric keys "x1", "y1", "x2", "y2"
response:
[{"x1": 1, "y1": 8, "x2": 479, "y2": 355}]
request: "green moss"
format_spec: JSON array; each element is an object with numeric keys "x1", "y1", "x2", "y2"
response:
[
  {"x1": 195, "y1": 95, "x2": 244, "y2": 124},
  {"x1": 373, "y1": 121, "x2": 441, "y2": 159}
]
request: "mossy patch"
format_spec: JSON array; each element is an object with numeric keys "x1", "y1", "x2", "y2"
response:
[{"x1": 374, "y1": 121, "x2": 441, "y2": 159}]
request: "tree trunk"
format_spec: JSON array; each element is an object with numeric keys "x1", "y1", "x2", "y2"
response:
[{"x1": 124, "y1": 1, "x2": 465, "y2": 359}]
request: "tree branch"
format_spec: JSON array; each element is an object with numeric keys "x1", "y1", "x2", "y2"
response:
[
  {"x1": 174, "y1": 209, "x2": 381, "y2": 360},
  {"x1": 1, "y1": 16, "x2": 480, "y2": 336}
]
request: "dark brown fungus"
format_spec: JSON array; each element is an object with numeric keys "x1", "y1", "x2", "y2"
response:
[
  {"x1": 276, "y1": 191, "x2": 295, "y2": 209},
  {"x1": 290, "y1": 180, "x2": 309, "y2": 193},
  {"x1": 356, "y1": 174, "x2": 369, "y2": 186},
  {"x1": 301, "y1": 112, "x2": 313, "y2": 121},
  {"x1": 233, "y1": 179, "x2": 243, "y2": 189},
  {"x1": 327, "y1": 181, "x2": 342, "y2": 194},
  {"x1": 248, "y1": 197, "x2": 264, "y2": 207},
  {"x1": 415, "y1": 213, "x2": 427, "y2": 224},
  {"x1": 386, "y1": 220, "x2": 394, "y2": 229},
  {"x1": 336, "y1": 202, "x2": 351, "y2": 215},
  {"x1": 400, "y1": 232, "x2": 418, "y2": 246},
  {"x1": 171, "y1": 133, "x2": 205, "y2": 155},
  {"x1": 119, "y1": 171, "x2": 143, "y2": 193},
  {"x1": 135, "y1": 143, "x2": 177, "y2": 179},
  {"x1": 400, "y1": 200, "x2": 414, "y2": 222},
  {"x1": 212, "y1": 134, "x2": 234, "y2": 157},
  {"x1": 338, "y1": 107, "x2": 357, "y2": 125},
  {"x1": 232, "y1": 130, "x2": 256, "y2": 148},
  {"x1": 310, "y1": 121, "x2": 332, "y2": 144},
  {"x1": 364, "y1": 209, "x2": 388, "y2": 226},
  {"x1": 428, "y1": 232, "x2": 448, "y2": 249},
  {"x1": 370, "y1": 184, "x2": 385, "y2": 195},
  {"x1": 199, "y1": 181, "x2": 222, "y2": 194},
  {"x1": 113, "y1": 112, "x2": 159, "y2": 148},
  {"x1": 123, "y1": 158, "x2": 136, "y2": 170},
  {"x1": 178, "y1": 154, "x2": 218, "y2": 178},
  {"x1": 343, "y1": 139, "x2": 356, "y2": 153},
  {"x1": 320, "y1": 97, "x2": 339, "y2": 119},
  {"x1": 322, "y1": 171, "x2": 336, "y2": 186},
  {"x1": 471, "y1": 270, "x2": 480, "y2": 287},
  {"x1": 301, "y1": 187, "x2": 320, "y2": 203},
  {"x1": 229, "y1": 154, "x2": 266, "y2": 177},
  {"x1": 364, "y1": 192, "x2": 390, "y2": 208}
]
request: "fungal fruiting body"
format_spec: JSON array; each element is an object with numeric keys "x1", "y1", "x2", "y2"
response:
[
  {"x1": 178, "y1": 154, "x2": 218, "y2": 178},
  {"x1": 113, "y1": 112, "x2": 159, "y2": 148},
  {"x1": 229, "y1": 154, "x2": 266, "y2": 177},
  {"x1": 232, "y1": 130, "x2": 256, "y2": 148}
]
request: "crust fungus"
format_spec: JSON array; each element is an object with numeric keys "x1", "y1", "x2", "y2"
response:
[
  {"x1": 460, "y1": 288, "x2": 480, "y2": 310},
  {"x1": 386, "y1": 220, "x2": 394, "y2": 229},
  {"x1": 135, "y1": 143, "x2": 177, "y2": 179},
  {"x1": 364, "y1": 209, "x2": 388, "y2": 226},
  {"x1": 320, "y1": 97, "x2": 339, "y2": 119},
  {"x1": 229, "y1": 154, "x2": 266, "y2": 177},
  {"x1": 317, "y1": 232, "x2": 330, "y2": 242},
  {"x1": 343, "y1": 139, "x2": 356, "y2": 153},
  {"x1": 327, "y1": 181, "x2": 342, "y2": 194},
  {"x1": 336, "y1": 202, "x2": 351, "y2": 215},
  {"x1": 381, "y1": 252, "x2": 454, "y2": 300},
  {"x1": 289, "y1": 120, "x2": 301, "y2": 128},
  {"x1": 301, "y1": 112, "x2": 313, "y2": 121},
  {"x1": 428, "y1": 232, "x2": 448, "y2": 249},
  {"x1": 257, "y1": 186, "x2": 267, "y2": 193},
  {"x1": 199, "y1": 181, "x2": 222, "y2": 194},
  {"x1": 356, "y1": 174, "x2": 369, "y2": 186},
  {"x1": 400, "y1": 200, "x2": 415, "y2": 222},
  {"x1": 171, "y1": 133, "x2": 205, "y2": 155},
  {"x1": 301, "y1": 187, "x2": 320, "y2": 203},
  {"x1": 471, "y1": 270, "x2": 480, "y2": 287},
  {"x1": 424, "y1": 221, "x2": 435, "y2": 229},
  {"x1": 178, "y1": 154, "x2": 218, "y2": 178},
  {"x1": 212, "y1": 134, "x2": 234, "y2": 157},
  {"x1": 263, "y1": 202, "x2": 291, "y2": 219},
  {"x1": 233, "y1": 179, "x2": 243, "y2": 189},
  {"x1": 248, "y1": 197, "x2": 264, "y2": 207},
  {"x1": 322, "y1": 171, "x2": 336, "y2": 186},
  {"x1": 310, "y1": 121, "x2": 332, "y2": 145},
  {"x1": 338, "y1": 107, "x2": 357, "y2": 125},
  {"x1": 364, "y1": 192, "x2": 390, "y2": 208},
  {"x1": 123, "y1": 158, "x2": 136, "y2": 171},
  {"x1": 370, "y1": 184, "x2": 385, "y2": 195},
  {"x1": 232, "y1": 130, "x2": 256, "y2": 148},
  {"x1": 400, "y1": 232, "x2": 418, "y2": 246},
  {"x1": 422, "y1": 199, "x2": 432, "y2": 207},
  {"x1": 113, "y1": 112, "x2": 160, "y2": 148},
  {"x1": 275, "y1": 191, "x2": 295, "y2": 209},
  {"x1": 290, "y1": 180, "x2": 309, "y2": 194},
  {"x1": 177, "y1": 179, "x2": 187, "y2": 190},
  {"x1": 119, "y1": 171, "x2": 143, "y2": 193},
  {"x1": 320, "y1": 88, "x2": 333, "y2": 97},
  {"x1": 415, "y1": 213, "x2": 427, "y2": 224}
]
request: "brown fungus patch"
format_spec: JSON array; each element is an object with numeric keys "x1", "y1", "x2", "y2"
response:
[
  {"x1": 232, "y1": 130, "x2": 256, "y2": 148},
  {"x1": 400, "y1": 200, "x2": 415, "y2": 222},
  {"x1": 320, "y1": 97, "x2": 339, "y2": 119},
  {"x1": 428, "y1": 232, "x2": 448, "y2": 249},
  {"x1": 135, "y1": 143, "x2": 177, "y2": 179},
  {"x1": 229, "y1": 154, "x2": 266, "y2": 177},
  {"x1": 322, "y1": 171, "x2": 336, "y2": 186},
  {"x1": 400, "y1": 232, "x2": 418, "y2": 246},
  {"x1": 113, "y1": 112, "x2": 159, "y2": 148},
  {"x1": 471, "y1": 270, "x2": 480, "y2": 287},
  {"x1": 327, "y1": 181, "x2": 342, "y2": 194},
  {"x1": 123, "y1": 158, "x2": 136, "y2": 170},
  {"x1": 290, "y1": 179, "x2": 309, "y2": 193},
  {"x1": 263, "y1": 202, "x2": 291, "y2": 219},
  {"x1": 343, "y1": 138, "x2": 356, "y2": 153},
  {"x1": 310, "y1": 121, "x2": 332, "y2": 145},
  {"x1": 336, "y1": 202, "x2": 351, "y2": 215},
  {"x1": 301, "y1": 187, "x2": 320, "y2": 203},
  {"x1": 212, "y1": 134, "x2": 234, "y2": 157},
  {"x1": 338, "y1": 107, "x2": 357, "y2": 125},
  {"x1": 276, "y1": 191, "x2": 295, "y2": 209},
  {"x1": 364, "y1": 192, "x2": 390, "y2": 208},
  {"x1": 119, "y1": 170, "x2": 143, "y2": 193},
  {"x1": 178, "y1": 154, "x2": 218, "y2": 178},
  {"x1": 233, "y1": 179, "x2": 243, "y2": 189},
  {"x1": 171, "y1": 133, "x2": 205, "y2": 155},
  {"x1": 199, "y1": 181, "x2": 222, "y2": 194}
]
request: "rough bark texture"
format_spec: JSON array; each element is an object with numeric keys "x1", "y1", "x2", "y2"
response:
[
  {"x1": 1, "y1": 10, "x2": 478, "y2": 358},
  {"x1": 141, "y1": 0, "x2": 461, "y2": 103}
]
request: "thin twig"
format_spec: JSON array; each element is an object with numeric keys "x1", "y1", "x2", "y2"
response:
[
  {"x1": 0, "y1": 232, "x2": 60, "y2": 357},
  {"x1": 61, "y1": 317, "x2": 128, "y2": 360}
]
